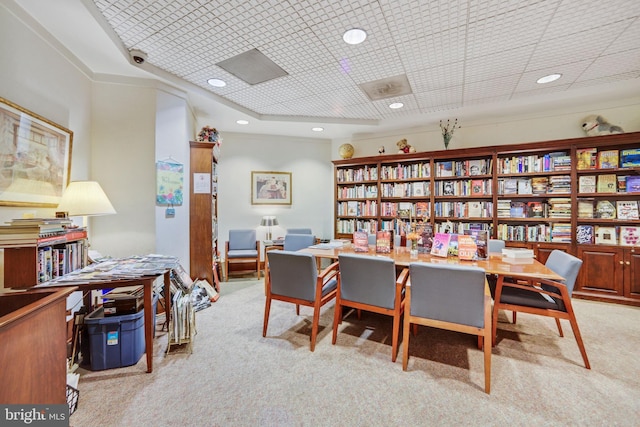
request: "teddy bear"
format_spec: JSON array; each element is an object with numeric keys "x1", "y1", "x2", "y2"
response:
[
  {"x1": 396, "y1": 138, "x2": 415, "y2": 154},
  {"x1": 581, "y1": 115, "x2": 624, "y2": 136}
]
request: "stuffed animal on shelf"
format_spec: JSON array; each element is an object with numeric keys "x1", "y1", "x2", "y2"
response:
[
  {"x1": 396, "y1": 138, "x2": 415, "y2": 154},
  {"x1": 378, "y1": 146, "x2": 385, "y2": 155},
  {"x1": 581, "y1": 115, "x2": 624, "y2": 136}
]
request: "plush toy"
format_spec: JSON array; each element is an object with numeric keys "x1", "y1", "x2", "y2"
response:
[
  {"x1": 581, "y1": 115, "x2": 624, "y2": 136},
  {"x1": 396, "y1": 138, "x2": 415, "y2": 154},
  {"x1": 378, "y1": 146, "x2": 385, "y2": 155}
]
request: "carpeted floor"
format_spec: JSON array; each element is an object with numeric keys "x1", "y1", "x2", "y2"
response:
[{"x1": 69, "y1": 278, "x2": 640, "y2": 426}]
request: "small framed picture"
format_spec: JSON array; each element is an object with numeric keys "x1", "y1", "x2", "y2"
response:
[{"x1": 251, "y1": 171, "x2": 292, "y2": 205}]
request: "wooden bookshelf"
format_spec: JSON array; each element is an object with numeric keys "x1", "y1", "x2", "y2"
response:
[{"x1": 333, "y1": 131, "x2": 640, "y2": 306}]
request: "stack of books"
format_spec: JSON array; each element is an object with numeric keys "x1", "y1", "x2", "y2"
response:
[{"x1": 0, "y1": 218, "x2": 73, "y2": 247}]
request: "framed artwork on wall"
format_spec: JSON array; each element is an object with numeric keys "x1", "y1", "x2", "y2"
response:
[
  {"x1": 0, "y1": 97, "x2": 73, "y2": 207},
  {"x1": 251, "y1": 171, "x2": 292, "y2": 205}
]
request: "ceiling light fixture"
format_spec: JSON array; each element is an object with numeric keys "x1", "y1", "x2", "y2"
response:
[
  {"x1": 343, "y1": 28, "x2": 367, "y2": 45},
  {"x1": 536, "y1": 73, "x2": 562, "y2": 84},
  {"x1": 312, "y1": 127, "x2": 324, "y2": 132},
  {"x1": 236, "y1": 119, "x2": 249, "y2": 125},
  {"x1": 389, "y1": 102, "x2": 404, "y2": 109},
  {"x1": 207, "y1": 78, "x2": 226, "y2": 87}
]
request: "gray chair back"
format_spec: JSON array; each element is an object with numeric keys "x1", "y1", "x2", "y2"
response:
[
  {"x1": 544, "y1": 250, "x2": 583, "y2": 295},
  {"x1": 408, "y1": 262, "x2": 487, "y2": 328},
  {"x1": 268, "y1": 250, "x2": 318, "y2": 301},
  {"x1": 488, "y1": 239, "x2": 505, "y2": 254},
  {"x1": 338, "y1": 253, "x2": 397, "y2": 309},
  {"x1": 228, "y1": 229, "x2": 257, "y2": 250},
  {"x1": 283, "y1": 233, "x2": 316, "y2": 251},
  {"x1": 286, "y1": 228, "x2": 312, "y2": 235}
]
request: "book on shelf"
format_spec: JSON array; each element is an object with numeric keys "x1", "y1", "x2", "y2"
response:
[
  {"x1": 552, "y1": 155, "x2": 572, "y2": 171},
  {"x1": 430, "y1": 232, "x2": 451, "y2": 257},
  {"x1": 412, "y1": 182, "x2": 426, "y2": 197},
  {"x1": 626, "y1": 176, "x2": 640, "y2": 193},
  {"x1": 616, "y1": 200, "x2": 639, "y2": 220},
  {"x1": 471, "y1": 179, "x2": 484, "y2": 195},
  {"x1": 467, "y1": 159, "x2": 486, "y2": 176},
  {"x1": 353, "y1": 231, "x2": 369, "y2": 252},
  {"x1": 418, "y1": 223, "x2": 434, "y2": 253},
  {"x1": 457, "y1": 235, "x2": 477, "y2": 260},
  {"x1": 442, "y1": 181, "x2": 455, "y2": 195},
  {"x1": 617, "y1": 176, "x2": 627, "y2": 193},
  {"x1": 463, "y1": 229, "x2": 488, "y2": 259},
  {"x1": 503, "y1": 178, "x2": 518, "y2": 194},
  {"x1": 595, "y1": 226, "x2": 617, "y2": 245},
  {"x1": 347, "y1": 201, "x2": 358, "y2": 216},
  {"x1": 597, "y1": 150, "x2": 619, "y2": 169},
  {"x1": 597, "y1": 174, "x2": 617, "y2": 193},
  {"x1": 468, "y1": 201, "x2": 483, "y2": 217},
  {"x1": 578, "y1": 200, "x2": 595, "y2": 218},
  {"x1": 438, "y1": 161, "x2": 454, "y2": 177},
  {"x1": 416, "y1": 202, "x2": 430, "y2": 218},
  {"x1": 510, "y1": 201, "x2": 526, "y2": 218},
  {"x1": 620, "y1": 226, "x2": 640, "y2": 246},
  {"x1": 531, "y1": 177, "x2": 549, "y2": 194},
  {"x1": 578, "y1": 175, "x2": 596, "y2": 193},
  {"x1": 596, "y1": 200, "x2": 616, "y2": 219},
  {"x1": 375, "y1": 230, "x2": 393, "y2": 253},
  {"x1": 576, "y1": 225, "x2": 595, "y2": 244},
  {"x1": 527, "y1": 201, "x2": 544, "y2": 218},
  {"x1": 517, "y1": 179, "x2": 532, "y2": 194},
  {"x1": 576, "y1": 148, "x2": 597, "y2": 170},
  {"x1": 620, "y1": 149, "x2": 640, "y2": 168}
]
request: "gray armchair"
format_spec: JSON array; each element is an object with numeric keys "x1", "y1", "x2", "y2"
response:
[
  {"x1": 403, "y1": 262, "x2": 492, "y2": 393},
  {"x1": 263, "y1": 250, "x2": 339, "y2": 351},
  {"x1": 333, "y1": 253, "x2": 408, "y2": 362},
  {"x1": 225, "y1": 229, "x2": 260, "y2": 279},
  {"x1": 492, "y1": 249, "x2": 590, "y2": 369},
  {"x1": 488, "y1": 239, "x2": 505, "y2": 254},
  {"x1": 286, "y1": 228, "x2": 312, "y2": 235}
]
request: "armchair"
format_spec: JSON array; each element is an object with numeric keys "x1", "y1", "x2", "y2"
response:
[
  {"x1": 225, "y1": 229, "x2": 260, "y2": 279},
  {"x1": 263, "y1": 250, "x2": 339, "y2": 351},
  {"x1": 403, "y1": 262, "x2": 492, "y2": 393},
  {"x1": 492, "y1": 249, "x2": 590, "y2": 369},
  {"x1": 286, "y1": 228, "x2": 312, "y2": 235},
  {"x1": 333, "y1": 253, "x2": 408, "y2": 362},
  {"x1": 264, "y1": 233, "x2": 317, "y2": 286}
]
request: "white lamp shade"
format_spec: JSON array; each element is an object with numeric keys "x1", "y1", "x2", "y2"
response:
[
  {"x1": 57, "y1": 181, "x2": 116, "y2": 216},
  {"x1": 260, "y1": 216, "x2": 278, "y2": 227}
]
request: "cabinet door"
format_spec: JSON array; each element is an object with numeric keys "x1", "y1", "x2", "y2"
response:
[
  {"x1": 624, "y1": 248, "x2": 640, "y2": 300},
  {"x1": 576, "y1": 246, "x2": 624, "y2": 296},
  {"x1": 531, "y1": 242, "x2": 569, "y2": 264}
]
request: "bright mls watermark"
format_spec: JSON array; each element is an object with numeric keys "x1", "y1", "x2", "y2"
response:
[{"x1": 2, "y1": 405, "x2": 68, "y2": 426}]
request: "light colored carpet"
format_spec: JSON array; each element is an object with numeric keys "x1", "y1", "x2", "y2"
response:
[{"x1": 70, "y1": 278, "x2": 640, "y2": 426}]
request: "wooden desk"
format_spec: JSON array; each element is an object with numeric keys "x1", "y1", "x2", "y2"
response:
[
  {"x1": 300, "y1": 245, "x2": 564, "y2": 282},
  {"x1": 34, "y1": 271, "x2": 171, "y2": 373}
]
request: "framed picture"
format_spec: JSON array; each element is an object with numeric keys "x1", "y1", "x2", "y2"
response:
[
  {"x1": 251, "y1": 171, "x2": 292, "y2": 205},
  {"x1": 0, "y1": 97, "x2": 73, "y2": 207}
]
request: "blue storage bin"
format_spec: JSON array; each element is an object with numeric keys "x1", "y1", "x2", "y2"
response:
[{"x1": 85, "y1": 294, "x2": 158, "y2": 371}]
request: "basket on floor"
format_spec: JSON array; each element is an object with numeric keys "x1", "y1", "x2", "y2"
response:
[{"x1": 67, "y1": 385, "x2": 79, "y2": 415}]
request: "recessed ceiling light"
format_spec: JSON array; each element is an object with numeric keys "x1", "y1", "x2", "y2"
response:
[
  {"x1": 389, "y1": 102, "x2": 404, "y2": 109},
  {"x1": 343, "y1": 28, "x2": 367, "y2": 45},
  {"x1": 536, "y1": 73, "x2": 562, "y2": 84},
  {"x1": 312, "y1": 127, "x2": 324, "y2": 132},
  {"x1": 207, "y1": 78, "x2": 226, "y2": 87},
  {"x1": 236, "y1": 119, "x2": 249, "y2": 125}
]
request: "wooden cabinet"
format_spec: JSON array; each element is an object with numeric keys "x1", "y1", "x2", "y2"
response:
[
  {"x1": 189, "y1": 141, "x2": 221, "y2": 290},
  {"x1": 333, "y1": 131, "x2": 640, "y2": 306}
]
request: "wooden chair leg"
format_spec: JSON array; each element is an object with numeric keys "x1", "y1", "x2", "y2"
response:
[
  {"x1": 391, "y1": 314, "x2": 400, "y2": 362},
  {"x1": 310, "y1": 301, "x2": 321, "y2": 352},
  {"x1": 565, "y1": 301, "x2": 591, "y2": 369},
  {"x1": 555, "y1": 318, "x2": 564, "y2": 337},
  {"x1": 296, "y1": 304, "x2": 300, "y2": 316},
  {"x1": 402, "y1": 319, "x2": 411, "y2": 371},
  {"x1": 263, "y1": 297, "x2": 272, "y2": 337},
  {"x1": 512, "y1": 311, "x2": 517, "y2": 324},
  {"x1": 484, "y1": 331, "x2": 491, "y2": 394},
  {"x1": 332, "y1": 303, "x2": 342, "y2": 345}
]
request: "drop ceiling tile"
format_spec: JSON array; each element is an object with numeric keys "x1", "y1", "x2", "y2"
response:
[
  {"x1": 415, "y1": 87, "x2": 463, "y2": 110},
  {"x1": 464, "y1": 74, "x2": 521, "y2": 101}
]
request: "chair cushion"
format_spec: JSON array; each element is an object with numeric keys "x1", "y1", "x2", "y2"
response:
[
  {"x1": 499, "y1": 285, "x2": 566, "y2": 312},
  {"x1": 322, "y1": 277, "x2": 338, "y2": 296},
  {"x1": 228, "y1": 229, "x2": 256, "y2": 250},
  {"x1": 228, "y1": 249, "x2": 258, "y2": 258}
]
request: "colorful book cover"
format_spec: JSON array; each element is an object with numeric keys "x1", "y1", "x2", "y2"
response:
[
  {"x1": 353, "y1": 231, "x2": 369, "y2": 252},
  {"x1": 447, "y1": 234, "x2": 459, "y2": 257},
  {"x1": 430, "y1": 232, "x2": 451, "y2": 257},
  {"x1": 578, "y1": 175, "x2": 596, "y2": 193},
  {"x1": 620, "y1": 226, "x2": 640, "y2": 246},
  {"x1": 418, "y1": 223, "x2": 434, "y2": 254},
  {"x1": 620, "y1": 149, "x2": 640, "y2": 168},
  {"x1": 597, "y1": 150, "x2": 619, "y2": 169},
  {"x1": 578, "y1": 200, "x2": 594, "y2": 218},
  {"x1": 457, "y1": 235, "x2": 477, "y2": 260},
  {"x1": 375, "y1": 230, "x2": 392, "y2": 253},
  {"x1": 576, "y1": 148, "x2": 597, "y2": 170},
  {"x1": 527, "y1": 201, "x2": 544, "y2": 218},
  {"x1": 464, "y1": 229, "x2": 488, "y2": 259},
  {"x1": 626, "y1": 176, "x2": 640, "y2": 193},
  {"x1": 616, "y1": 201, "x2": 639, "y2": 220},
  {"x1": 596, "y1": 200, "x2": 616, "y2": 219},
  {"x1": 576, "y1": 225, "x2": 594, "y2": 244},
  {"x1": 416, "y1": 202, "x2": 430, "y2": 218},
  {"x1": 597, "y1": 174, "x2": 617, "y2": 193},
  {"x1": 471, "y1": 179, "x2": 484, "y2": 195}
]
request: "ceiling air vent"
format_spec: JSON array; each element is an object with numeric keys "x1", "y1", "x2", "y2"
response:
[
  {"x1": 359, "y1": 74, "x2": 413, "y2": 101},
  {"x1": 216, "y1": 48, "x2": 288, "y2": 85}
]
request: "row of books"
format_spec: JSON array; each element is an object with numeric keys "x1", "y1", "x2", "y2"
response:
[
  {"x1": 380, "y1": 181, "x2": 428, "y2": 198},
  {"x1": 37, "y1": 241, "x2": 88, "y2": 283},
  {"x1": 434, "y1": 201, "x2": 493, "y2": 218},
  {"x1": 336, "y1": 165, "x2": 378, "y2": 183},
  {"x1": 496, "y1": 152, "x2": 570, "y2": 174},
  {"x1": 498, "y1": 176, "x2": 571, "y2": 195},
  {"x1": 338, "y1": 200, "x2": 377, "y2": 217},
  {"x1": 379, "y1": 162, "x2": 430, "y2": 180},
  {"x1": 337, "y1": 184, "x2": 378, "y2": 199},
  {"x1": 578, "y1": 200, "x2": 639, "y2": 220},
  {"x1": 577, "y1": 225, "x2": 640, "y2": 246},
  {"x1": 435, "y1": 158, "x2": 492, "y2": 177},
  {"x1": 576, "y1": 148, "x2": 640, "y2": 170},
  {"x1": 0, "y1": 217, "x2": 75, "y2": 246},
  {"x1": 379, "y1": 202, "x2": 430, "y2": 218},
  {"x1": 336, "y1": 219, "x2": 377, "y2": 234},
  {"x1": 578, "y1": 174, "x2": 640, "y2": 193},
  {"x1": 435, "y1": 179, "x2": 492, "y2": 196}
]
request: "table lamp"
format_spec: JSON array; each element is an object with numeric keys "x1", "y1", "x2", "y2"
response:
[
  {"x1": 56, "y1": 181, "x2": 116, "y2": 227},
  {"x1": 260, "y1": 215, "x2": 278, "y2": 240}
]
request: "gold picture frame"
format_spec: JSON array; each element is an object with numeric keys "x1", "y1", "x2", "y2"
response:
[
  {"x1": 0, "y1": 97, "x2": 73, "y2": 207},
  {"x1": 251, "y1": 171, "x2": 292, "y2": 205}
]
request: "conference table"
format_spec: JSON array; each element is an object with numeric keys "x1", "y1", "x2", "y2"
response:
[{"x1": 300, "y1": 244, "x2": 565, "y2": 282}]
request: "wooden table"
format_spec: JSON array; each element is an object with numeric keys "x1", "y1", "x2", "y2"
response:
[
  {"x1": 34, "y1": 271, "x2": 171, "y2": 373},
  {"x1": 300, "y1": 245, "x2": 564, "y2": 282}
]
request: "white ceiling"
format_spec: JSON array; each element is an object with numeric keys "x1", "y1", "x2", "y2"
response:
[{"x1": 9, "y1": 0, "x2": 640, "y2": 140}]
